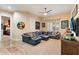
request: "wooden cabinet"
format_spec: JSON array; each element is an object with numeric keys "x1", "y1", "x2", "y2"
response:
[{"x1": 61, "y1": 40, "x2": 79, "y2": 55}]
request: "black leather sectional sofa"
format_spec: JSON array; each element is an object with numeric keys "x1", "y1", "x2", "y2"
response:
[
  {"x1": 22, "y1": 31, "x2": 49, "y2": 45},
  {"x1": 22, "y1": 31, "x2": 61, "y2": 45}
]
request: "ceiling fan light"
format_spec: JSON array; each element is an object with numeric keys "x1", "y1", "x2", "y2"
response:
[
  {"x1": 8, "y1": 6, "x2": 12, "y2": 9},
  {"x1": 43, "y1": 13, "x2": 47, "y2": 16}
]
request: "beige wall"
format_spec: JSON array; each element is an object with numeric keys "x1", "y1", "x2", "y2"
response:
[
  {"x1": 12, "y1": 11, "x2": 41, "y2": 40},
  {"x1": 0, "y1": 10, "x2": 42, "y2": 41},
  {"x1": 41, "y1": 12, "x2": 71, "y2": 34},
  {"x1": 44, "y1": 12, "x2": 70, "y2": 20},
  {"x1": 0, "y1": 9, "x2": 71, "y2": 41}
]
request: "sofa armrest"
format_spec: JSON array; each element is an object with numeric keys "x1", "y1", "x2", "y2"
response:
[{"x1": 22, "y1": 35, "x2": 31, "y2": 41}]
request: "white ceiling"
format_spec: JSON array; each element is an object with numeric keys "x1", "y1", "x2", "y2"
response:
[{"x1": 0, "y1": 4, "x2": 74, "y2": 16}]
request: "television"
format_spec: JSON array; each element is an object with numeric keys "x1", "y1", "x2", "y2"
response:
[
  {"x1": 72, "y1": 18, "x2": 79, "y2": 36},
  {"x1": 71, "y1": 17, "x2": 76, "y2": 32},
  {"x1": 72, "y1": 19, "x2": 76, "y2": 32},
  {"x1": 75, "y1": 18, "x2": 79, "y2": 36}
]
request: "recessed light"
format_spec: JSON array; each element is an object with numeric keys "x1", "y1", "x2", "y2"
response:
[{"x1": 8, "y1": 6, "x2": 12, "y2": 9}]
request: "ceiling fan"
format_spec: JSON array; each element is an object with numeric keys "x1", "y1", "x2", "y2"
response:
[{"x1": 40, "y1": 8, "x2": 53, "y2": 16}]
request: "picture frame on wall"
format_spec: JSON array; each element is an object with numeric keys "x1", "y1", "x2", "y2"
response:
[
  {"x1": 42, "y1": 23, "x2": 45, "y2": 27},
  {"x1": 35, "y1": 21, "x2": 40, "y2": 29},
  {"x1": 72, "y1": 4, "x2": 78, "y2": 17},
  {"x1": 17, "y1": 22, "x2": 25, "y2": 30},
  {"x1": 61, "y1": 20, "x2": 69, "y2": 29}
]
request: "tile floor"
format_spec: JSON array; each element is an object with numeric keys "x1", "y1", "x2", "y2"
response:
[{"x1": 0, "y1": 38, "x2": 61, "y2": 55}]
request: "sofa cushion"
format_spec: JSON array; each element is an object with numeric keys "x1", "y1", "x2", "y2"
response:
[
  {"x1": 32, "y1": 36, "x2": 41, "y2": 40},
  {"x1": 32, "y1": 32, "x2": 41, "y2": 40}
]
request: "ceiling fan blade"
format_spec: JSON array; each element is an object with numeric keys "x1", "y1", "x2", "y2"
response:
[{"x1": 47, "y1": 10, "x2": 53, "y2": 13}]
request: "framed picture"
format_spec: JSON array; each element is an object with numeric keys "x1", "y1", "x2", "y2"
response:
[
  {"x1": 35, "y1": 21, "x2": 40, "y2": 29},
  {"x1": 17, "y1": 22, "x2": 25, "y2": 30},
  {"x1": 61, "y1": 20, "x2": 69, "y2": 29},
  {"x1": 42, "y1": 23, "x2": 45, "y2": 27},
  {"x1": 72, "y1": 4, "x2": 78, "y2": 17}
]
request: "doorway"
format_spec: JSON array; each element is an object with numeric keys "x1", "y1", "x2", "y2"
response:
[{"x1": 1, "y1": 16, "x2": 10, "y2": 47}]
